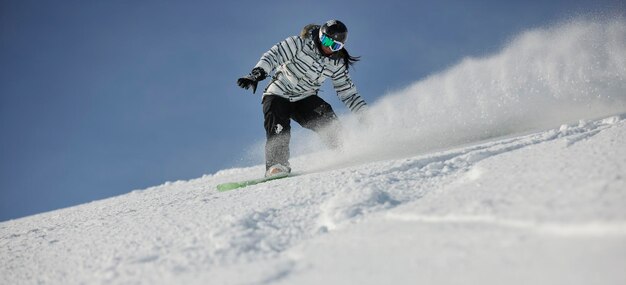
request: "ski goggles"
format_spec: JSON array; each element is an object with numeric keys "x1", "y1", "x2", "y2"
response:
[{"x1": 320, "y1": 33, "x2": 345, "y2": 52}]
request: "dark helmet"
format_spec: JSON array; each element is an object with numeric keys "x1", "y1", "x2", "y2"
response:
[{"x1": 320, "y1": 20, "x2": 348, "y2": 43}]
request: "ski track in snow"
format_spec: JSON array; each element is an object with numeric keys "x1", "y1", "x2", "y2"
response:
[{"x1": 1, "y1": 114, "x2": 625, "y2": 284}]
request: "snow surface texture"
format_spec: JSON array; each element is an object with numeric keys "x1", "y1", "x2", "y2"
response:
[
  {"x1": 2, "y1": 18, "x2": 626, "y2": 285},
  {"x1": 2, "y1": 114, "x2": 625, "y2": 285}
]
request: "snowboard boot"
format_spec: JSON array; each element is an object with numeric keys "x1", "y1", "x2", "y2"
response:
[{"x1": 265, "y1": 164, "x2": 292, "y2": 178}]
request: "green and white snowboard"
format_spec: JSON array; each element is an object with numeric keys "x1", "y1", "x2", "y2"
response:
[{"x1": 216, "y1": 173, "x2": 296, "y2": 192}]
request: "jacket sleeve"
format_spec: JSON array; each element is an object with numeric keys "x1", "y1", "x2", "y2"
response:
[
  {"x1": 254, "y1": 36, "x2": 302, "y2": 75},
  {"x1": 332, "y1": 64, "x2": 367, "y2": 113}
]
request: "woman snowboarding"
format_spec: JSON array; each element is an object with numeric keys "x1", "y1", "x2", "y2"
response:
[{"x1": 237, "y1": 20, "x2": 367, "y2": 177}]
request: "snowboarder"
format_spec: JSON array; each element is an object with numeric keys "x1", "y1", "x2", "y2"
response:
[{"x1": 237, "y1": 20, "x2": 367, "y2": 177}]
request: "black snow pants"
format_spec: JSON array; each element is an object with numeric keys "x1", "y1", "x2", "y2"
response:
[{"x1": 263, "y1": 95, "x2": 341, "y2": 170}]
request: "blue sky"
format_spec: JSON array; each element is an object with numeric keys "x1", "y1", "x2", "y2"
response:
[{"x1": 0, "y1": 0, "x2": 622, "y2": 221}]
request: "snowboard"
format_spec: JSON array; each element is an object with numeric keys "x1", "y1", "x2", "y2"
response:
[{"x1": 216, "y1": 173, "x2": 296, "y2": 192}]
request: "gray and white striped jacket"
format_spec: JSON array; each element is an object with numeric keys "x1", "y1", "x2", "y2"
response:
[{"x1": 254, "y1": 32, "x2": 367, "y2": 113}]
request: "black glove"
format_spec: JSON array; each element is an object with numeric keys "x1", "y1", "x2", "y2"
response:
[{"x1": 237, "y1": 67, "x2": 267, "y2": 94}]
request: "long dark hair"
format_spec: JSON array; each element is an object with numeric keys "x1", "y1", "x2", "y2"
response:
[
  {"x1": 301, "y1": 24, "x2": 360, "y2": 69},
  {"x1": 338, "y1": 48, "x2": 360, "y2": 69}
]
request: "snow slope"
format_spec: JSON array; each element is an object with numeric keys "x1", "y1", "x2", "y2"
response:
[
  {"x1": 2, "y1": 18, "x2": 626, "y2": 285},
  {"x1": 1, "y1": 115, "x2": 625, "y2": 285}
]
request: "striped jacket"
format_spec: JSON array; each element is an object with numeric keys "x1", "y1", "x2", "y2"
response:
[{"x1": 254, "y1": 29, "x2": 367, "y2": 113}]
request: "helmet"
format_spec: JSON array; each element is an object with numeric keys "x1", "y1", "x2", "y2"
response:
[{"x1": 319, "y1": 20, "x2": 348, "y2": 43}]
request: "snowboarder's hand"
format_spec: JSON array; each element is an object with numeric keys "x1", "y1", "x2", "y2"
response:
[
  {"x1": 237, "y1": 76, "x2": 258, "y2": 93},
  {"x1": 237, "y1": 67, "x2": 267, "y2": 94}
]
